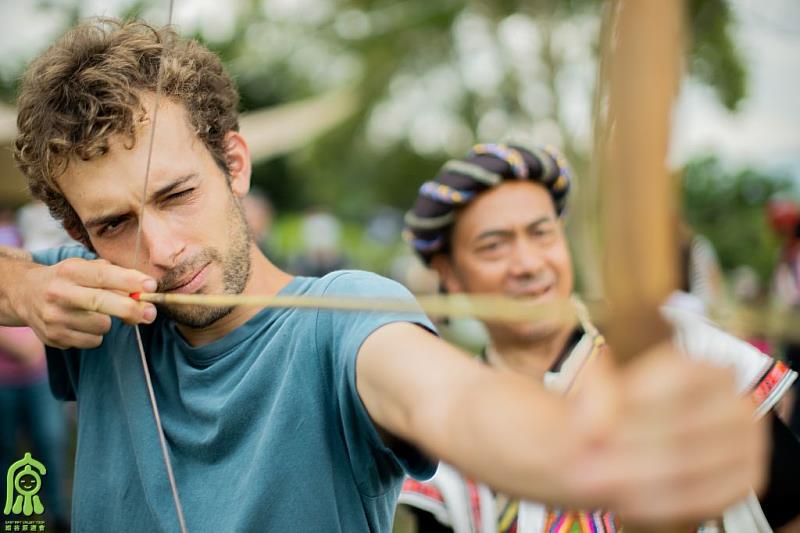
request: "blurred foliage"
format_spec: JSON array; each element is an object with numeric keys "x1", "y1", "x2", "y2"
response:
[
  {"x1": 688, "y1": 0, "x2": 747, "y2": 111},
  {"x1": 682, "y1": 156, "x2": 792, "y2": 282},
  {"x1": 0, "y1": 0, "x2": 752, "y2": 219},
  {"x1": 269, "y1": 211, "x2": 407, "y2": 276},
  {"x1": 3, "y1": 0, "x2": 785, "y2": 285}
]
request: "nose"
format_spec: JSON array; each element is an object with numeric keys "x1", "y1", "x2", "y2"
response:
[
  {"x1": 136, "y1": 212, "x2": 186, "y2": 270},
  {"x1": 508, "y1": 236, "x2": 545, "y2": 278}
]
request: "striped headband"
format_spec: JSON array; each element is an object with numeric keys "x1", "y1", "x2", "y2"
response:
[{"x1": 405, "y1": 142, "x2": 573, "y2": 264}]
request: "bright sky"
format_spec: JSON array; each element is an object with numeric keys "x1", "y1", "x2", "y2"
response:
[{"x1": 671, "y1": 0, "x2": 800, "y2": 173}]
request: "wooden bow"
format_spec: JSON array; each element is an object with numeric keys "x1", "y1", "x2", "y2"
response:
[
  {"x1": 593, "y1": 0, "x2": 683, "y2": 365},
  {"x1": 595, "y1": 2, "x2": 687, "y2": 531}
]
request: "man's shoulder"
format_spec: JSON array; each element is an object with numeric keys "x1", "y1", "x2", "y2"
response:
[
  {"x1": 31, "y1": 244, "x2": 96, "y2": 266},
  {"x1": 316, "y1": 270, "x2": 414, "y2": 299}
]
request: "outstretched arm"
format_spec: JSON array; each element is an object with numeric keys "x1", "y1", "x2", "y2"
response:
[{"x1": 357, "y1": 321, "x2": 767, "y2": 524}]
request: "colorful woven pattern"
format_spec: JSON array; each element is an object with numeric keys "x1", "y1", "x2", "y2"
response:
[
  {"x1": 419, "y1": 181, "x2": 476, "y2": 205},
  {"x1": 751, "y1": 359, "x2": 793, "y2": 409},
  {"x1": 471, "y1": 143, "x2": 529, "y2": 179},
  {"x1": 405, "y1": 142, "x2": 574, "y2": 264},
  {"x1": 543, "y1": 510, "x2": 621, "y2": 533}
]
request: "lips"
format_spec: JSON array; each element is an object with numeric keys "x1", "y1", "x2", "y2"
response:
[
  {"x1": 511, "y1": 283, "x2": 554, "y2": 300},
  {"x1": 164, "y1": 263, "x2": 210, "y2": 294}
]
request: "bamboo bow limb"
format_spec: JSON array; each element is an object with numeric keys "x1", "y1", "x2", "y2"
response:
[
  {"x1": 596, "y1": 0, "x2": 683, "y2": 364},
  {"x1": 135, "y1": 291, "x2": 583, "y2": 325},
  {"x1": 596, "y1": 2, "x2": 691, "y2": 532}
]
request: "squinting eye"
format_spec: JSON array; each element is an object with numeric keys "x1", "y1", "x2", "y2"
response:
[
  {"x1": 166, "y1": 189, "x2": 194, "y2": 202},
  {"x1": 97, "y1": 218, "x2": 128, "y2": 237},
  {"x1": 533, "y1": 225, "x2": 557, "y2": 237},
  {"x1": 477, "y1": 242, "x2": 503, "y2": 253}
]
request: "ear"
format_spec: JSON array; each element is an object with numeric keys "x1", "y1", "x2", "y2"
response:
[
  {"x1": 224, "y1": 131, "x2": 252, "y2": 199},
  {"x1": 430, "y1": 253, "x2": 465, "y2": 294}
]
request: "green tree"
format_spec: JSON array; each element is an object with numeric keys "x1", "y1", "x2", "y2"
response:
[
  {"x1": 682, "y1": 156, "x2": 792, "y2": 282},
  {"x1": 0, "y1": 0, "x2": 751, "y2": 219}
]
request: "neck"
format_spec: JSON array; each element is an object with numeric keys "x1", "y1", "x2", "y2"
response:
[
  {"x1": 486, "y1": 323, "x2": 576, "y2": 381},
  {"x1": 176, "y1": 245, "x2": 293, "y2": 346}
]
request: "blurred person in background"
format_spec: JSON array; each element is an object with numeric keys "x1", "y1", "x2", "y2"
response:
[
  {"x1": 767, "y1": 198, "x2": 800, "y2": 435},
  {"x1": 16, "y1": 200, "x2": 78, "y2": 253},
  {"x1": 241, "y1": 187, "x2": 276, "y2": 260},
  {"x1": 0, "y1": 205, "x2": 70, "y2": 531},
  {"x1": 667, "y1": 223, "x2": 725, "y2": 317},
  {"x1": 400, "y1": 143, "x2": 800, "y2": 532},
  {"x1": 291, "y1": 209, "x2": 349, "y2": 276},
  {"x1": 730, "y1": 265, "x2": 773, "y2": 356}
]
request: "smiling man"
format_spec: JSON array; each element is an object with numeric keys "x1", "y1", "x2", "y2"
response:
[
  {"x1": 0, "y1": 19, "x2": 774, "y2": 532},
  {"x1": 401, "y1": 143, "x2": 799, "y2": 531}
]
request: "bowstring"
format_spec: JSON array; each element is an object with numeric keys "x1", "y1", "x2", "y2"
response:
[{"x1": 131, "y1": 1, "x2": 187, "y2": 531}]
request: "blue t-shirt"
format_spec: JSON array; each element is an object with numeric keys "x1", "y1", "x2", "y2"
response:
[{"x1": 32, "y1": 245, "x2": 436, "y2": 532}]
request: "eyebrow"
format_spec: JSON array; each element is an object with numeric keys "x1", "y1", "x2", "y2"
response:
[
  {"x1": 473, "y1": 215, "x2": 554, "y2": 243},
  {"x1": 151, "y1": 173, "x2": 198, "y2": 201},
  {"x1": 84, "y1": 173, "x2": 198, "y2": 229}
]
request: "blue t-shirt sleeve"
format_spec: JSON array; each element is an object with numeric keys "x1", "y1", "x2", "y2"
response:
[
  {"x1": 30, "y1": 245, "x2": 97, "y2": 401},
  {"x1": 317, "y1": 271, "x2": 437, "y2": 494},
  {"x1": 31, "y1": 244, "x2": 97, "y2": 265}
]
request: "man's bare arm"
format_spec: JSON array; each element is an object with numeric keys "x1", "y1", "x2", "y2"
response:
[
  {"x1": 0, "y1": 246, "x2": 37, "y2": 326},
  {"x1": 0, "y1": 245, "x2": 31, "y2": 261},
  {"x1": 357, "y1": 322, "x2": 767, "y2": 524}
]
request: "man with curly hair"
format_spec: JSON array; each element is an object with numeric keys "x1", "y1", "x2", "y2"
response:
[{"x1": 0, "y1": 19, "x2": 770, "y2": 531}]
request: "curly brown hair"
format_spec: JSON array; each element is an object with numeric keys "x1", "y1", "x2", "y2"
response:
[{"x1": 14, "y1": 18, "x2": 240, "y2": 245}]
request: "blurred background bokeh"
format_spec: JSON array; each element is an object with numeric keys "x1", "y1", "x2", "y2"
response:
[{"x1": 0, "y1": 0, "x2": 797, "y2": 283}]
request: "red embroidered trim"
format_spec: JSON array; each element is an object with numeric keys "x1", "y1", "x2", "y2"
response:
[
  {"x1": 752, "y1": 360, "x2": 791, "y2": 407},
  {"x1": 401, "y1": 478, "x2": 445, "y2": 504}
]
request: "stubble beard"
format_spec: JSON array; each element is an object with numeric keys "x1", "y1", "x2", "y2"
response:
[{"x1": 157, "y1": 196, "x2": 252, "y2": 329}]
